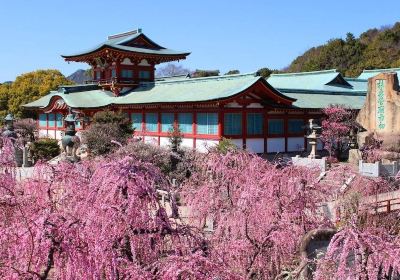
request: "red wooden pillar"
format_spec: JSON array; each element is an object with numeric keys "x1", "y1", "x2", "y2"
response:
[
  {"x1": 157, "y1": 111, "x2": 161, "y2": 146},
  {"x1": 193, "y1": 112, "x2": 197, "y2": 149},
  {"x1": 264, "y1": 111, "x2": 268, "y2": 153},
  {"x1": 141, "y1": 109, "x2": 145, "y2": 142},
  {"x1": 284, "y1": 113, "x2": 288, "y2": 152},
  {"x1": 218, "y1": 110, "x2": 223, "y2": 140},
  {"x1": 304, "y1": 115, "x2": 308, "y2": 150},
  {"x1": 242, "y1": 107, "x2": 247, "y2": 149}
]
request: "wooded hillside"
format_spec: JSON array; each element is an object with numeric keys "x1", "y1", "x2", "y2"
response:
[{"x1": 286, "y1": 22, "x2": 400, "y2": 77}]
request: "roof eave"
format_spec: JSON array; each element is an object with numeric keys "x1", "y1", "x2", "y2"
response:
[{"x1": 61, "y1": 45, "x2": 190, "y2": 61}]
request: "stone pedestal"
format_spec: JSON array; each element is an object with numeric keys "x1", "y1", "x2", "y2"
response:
[{"x1": 348, "y1": 149, "x2": 362, "y2": 165}]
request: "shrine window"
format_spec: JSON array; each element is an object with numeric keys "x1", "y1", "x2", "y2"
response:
[
  {"x1": 48, "y1": 113, "x2": 55, "y2": 127},
  {"x1": 247, "y1": 113, "x2": 263, "y2": 135},
  {"x1": 139, "y1": 70, "x2": 151, "y2": 79},
  {"x1": 161, "y1": 113, "x2": 174, "y2": 132},
  {"x1": 145, "y1": 113, "x2": 158, "y2": 132},
  {"x1": 39, "y1": 113, "x2": 47, "y2": 127},
  {"x1": 268, "y1": 119, "x2": 284, "y2": 135},
  {"x1": 178, "y1": 113, "x2": 193, "y2": 133},
  {"x1": 56, "y1": 113, "x2": 63, "y2": 128},
  {"x1": 224, "y1": 113, "x2": 242, "y2": 135},
  {"x1": 288, "y1": 119, "x2": 304, "y2": 134},
  {"x1": 111, "y1": 69, "x2": 117, "y2": 78},
  {"x1": 131, "y1": 113, "x2": 142, "y2": 131},
  {"x1": 197, "y1": 113, "x2": 218, "y2": 135},
  {"x1": 121, "y1": 69, "x2": 134, "y2": 79}
]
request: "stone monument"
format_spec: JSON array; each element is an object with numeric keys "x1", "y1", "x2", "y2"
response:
[
  {"x1": 357, "y1": 72, "x2": 400, "y2": 138},
  {"x1": 356, "y1": 72, "x2": 400, "y2": 167}
]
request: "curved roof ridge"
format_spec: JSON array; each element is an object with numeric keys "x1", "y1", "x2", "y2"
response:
[
  {"x1": 148, "y1": 72, "x2": 258, "y2": 85},
  {"x1": 361, "y1": 67, "x2": 400, "y2": 73},
  {"x1": 344, "y1": 77, "x2": 368, "y2": 81},
  {"x1": 270, "y1": 69, "x2": 338, "y2": 77}
]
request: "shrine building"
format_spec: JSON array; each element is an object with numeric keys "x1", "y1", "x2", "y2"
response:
[{"x1": 23, "y1": 28, "x2": 368, "y2": 153}]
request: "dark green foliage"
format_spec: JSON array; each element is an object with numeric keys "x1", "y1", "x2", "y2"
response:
[
  {"x1": 286, "y1": 22, "x2": 400, "y2": 77},
  {"x1": 31, "y1": 138, "x2": 60, "y2": 161},
  {"x1": 213, "y1": 137, "x2": 239, "y2": 154},
  {"x1": 192, "y1": 69, "x2": 220, "y2": 78},
  {"x1": 168, "y1": 124, "x2": 183, "y2": 153},
  {"x1": 256, "y1": 67, "x2": 280, "y2": 78},
  {"x1": 91, "y1": 110, "x2": 133, "y2": 136},
  {"x1": 224, "y1": 70, "x2": 240, "y2": 75},
  {"x1": 83, "y1": 111, "x2": 133, "y2": 156}
]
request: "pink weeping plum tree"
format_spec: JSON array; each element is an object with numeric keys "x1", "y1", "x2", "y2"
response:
[
  {"x1": 0, "y1": 137, "x2": 230, "y2": 279},
  {"x1": 181, "y1": 151, "x2": 335, "y2": 279},
  {"x1": 1, "y1": 136, "x2": 400, "y2": 279},
  {"x1": 321, "y1": 105, "x2": 356, "y2": 160}
]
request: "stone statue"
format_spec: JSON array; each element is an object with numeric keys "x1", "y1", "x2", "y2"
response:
[{"x1": 61, "y1": 112, "x2": 81, "y2": 161}]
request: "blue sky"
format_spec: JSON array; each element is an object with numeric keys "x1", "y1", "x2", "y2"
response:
[{"x1": 1, "y1": 0, "x2": 400, "y2": 82}]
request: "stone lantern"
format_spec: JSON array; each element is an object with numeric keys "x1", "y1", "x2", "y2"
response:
[
  {"x1": 61, "y1": 111, "x2": 81, "y2": 161},
  {"x1": 306, "y1": 119, "x2": 321, "y2": 159},
  {"x1": 2, "y1": 113, "x2": 17, "y2": 139}
]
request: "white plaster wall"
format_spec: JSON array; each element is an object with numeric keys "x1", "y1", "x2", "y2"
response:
[
  {"x1": 55, "y1": 130, "x2": 63, "y2": 140},
  {"x1": 39, "y1": 129, "x2": 49, "y2": 138},
  {"x1": 246, "y1": 138, "x2": 264, "y2": 153},
  {"x1": 267, "y1": 138, "x2": 285, "y2": 153},
  {"x1": 230, "y1": 139, "x2": 243, "y2": 149},
  {"x1": 121, "y1": 58, "x2": 134, "y2": 65},
  {"x1": 138, "y1": 59, "x2": 151, "y2": 66},
  {"x1": 181, "y1": 138, "x2": 194, "y2": 149},
  {"x1": 48, "y1": 130, "x2": 56, "y2": 139},
  {"x1": 247, "y1": 103, "x2": 263, "y2": 108},
  {"x1": 224, "y1": 102, "x2": 241, "y2": 108},
  {"x1": 287, "y1": 137, "x2": 305, "y2": 152},
  {"x1": 144, "y1": 136, "x2": 158, "y2": 145},
  {"x1": 196, "y1": 139, "x2": 219, "y2": 152},
  {"x1": 159, "y1": 136, "x2": 169, "y2": 147}
]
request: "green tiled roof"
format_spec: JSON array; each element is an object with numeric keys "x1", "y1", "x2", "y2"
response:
[
  {"x1": 266, "y1": 69, "x2": 367, "y2": 109},
  {"x1": 344, "y1": 77, "x2": 368, "y2": 92},
  {"x1": 267, "y1": 69, "x2": 365, "y2": 94},
  {"x1": 24, "y1": 73, "x2": 294, "y2": 109},
  {"x1": 357, "y1": 67, "x2": 400, "y2": 80},
  {"x1": 62, "y1": 29, "x2": 189, "y2": 58},
  {"x1": 284, "y1": 92, "x2": 365, "y2": 109}
]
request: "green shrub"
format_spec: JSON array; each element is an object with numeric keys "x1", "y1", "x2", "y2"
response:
[
  {"x1": 82, "y1": 111, "x2": 133, "y2": 156},
  {"x1": 213, "y1": 137, "x2": 238, "y2": 154},
  {"x1": 31, "y1": 138, "x2": 60, "y2": 161},
  {"x1": 91, "y1": 110, "x2": 133, "y2": 135}
]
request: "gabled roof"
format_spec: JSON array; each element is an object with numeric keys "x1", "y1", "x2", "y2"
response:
[
  {"x1": 357, "y1": 67, "x2": 400, "y2": 80},
  {"x1": 23, "y1": 73, "x2": 295, "y2": 109},
  {"x1": 61, "y1": 28, "x2": 190, "y2": 59},
  {"x1": 267, "y1": 69, "x2": 358, "y2": 93},
  {"x1": 266, "y1": 69, "x2": 367, "y2": 109}
]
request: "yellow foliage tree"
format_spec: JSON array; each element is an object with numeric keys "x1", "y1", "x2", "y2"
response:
[{"x1": 2, "y1": 69, "x2": 73, "y2": 118}]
